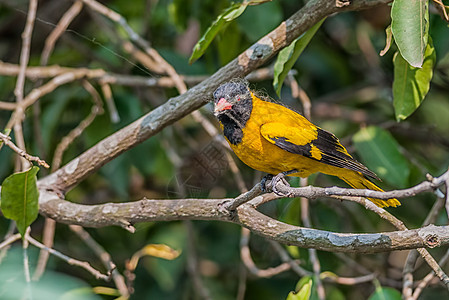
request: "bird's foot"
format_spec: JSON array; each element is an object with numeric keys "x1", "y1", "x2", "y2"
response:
[
  {"x1": 262, "y1": 170, "x2": 297, "y2": 196},
  {"x1": 260, "y1": 174, "x2": 273, "y2": 192}
]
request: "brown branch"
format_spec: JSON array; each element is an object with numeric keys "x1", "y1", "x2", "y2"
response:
[
  {"x1": 0, "y1": 132, "x2": 50, "y2": 168},
  {"x1": 27, "y1": 235, "x2": 110, "y2": 281},
  {"x1": 0, "y1": 233, "x2": 22, "y2": 250},
  {"x1": 99, "y1": 82, "x2": 119, "y2": 123},
  {"x1": 37, "y1": 189, "x2": 449, "y2": 254},
  {"x1": 433, "y1": 0, "x2": 449, "y2": 22},
  {"x1": 288, "y1": 75, "x2": 312, "y2": 120},
  {"x1": 32, "y1": 218, "x2": 56, "y2": 281},
  {"x1": 271, "y1": 168, "x2": 449, "y2": 200},
  {"x1": 12, "y1": 0, "x2": 38, "y2": 171},
  {"x1": 300, "y1": 180, "x2": 325, "y2": 300},
  {"x1": 14, "y1": 0, "x2": 37, "y2": 104},
  {"x1": 40, "y1": 1, "x2": 84, "y2": 66},
  {"x1": 5, "y1": 69, "x2": 104, "y2": 130},
  {"x1": 270, "y1": 170, "x2": 449, "y2": 287},
  {"x1": 185, "y1": 221, "x2": 212, "y2": 300},
  {"x1": 240, "y1": 228, "x2": 299, "y2": 278},
  {"x1": 412, "y1": 249, "x2": 449, "y2": 299},
  {"x1": 403, "y1": 194, "x2": 446, "y2": 298},
  {"x1": 268, "y1": 240, "x2": 310, "y2": 277},
  {"x1": 325, "y1": 273, "x2": 376, "y2": 285},
  {"x1": 0, "y1": 61, "x2": 276, "y2": 97},
  {"x1": 52, "y1": 80, "x2": 104, "y2": 170},
  {"x1": 70, "y1": 225, "x2": 129, "y2": 297}
]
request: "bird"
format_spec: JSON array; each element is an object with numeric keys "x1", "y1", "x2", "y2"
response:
[{"x1": 212, "y1": 80, "x2": 400, "y2": 208}]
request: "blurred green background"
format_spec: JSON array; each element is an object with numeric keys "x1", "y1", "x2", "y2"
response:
[{"x1": 1, "y1": 0, "x2": 449, "y2": 299}]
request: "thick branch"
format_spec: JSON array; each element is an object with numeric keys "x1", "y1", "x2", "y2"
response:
[{"x1": 38, "y1": 188, "x2": 449, "y2": 253}]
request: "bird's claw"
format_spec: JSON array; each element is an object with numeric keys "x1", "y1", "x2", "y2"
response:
[
  {"x1": 261, "y1": 170, "x2": 297, "y2": 196},
  {"x1": 271, "y1": 173, "x2": 291, "y2": 196},
  {"x1": 260, "y1": 174, "x2": 273, "y2": 192},
  {"x1": 218, "y1": 199, "x2": 232, "y2": 214}
]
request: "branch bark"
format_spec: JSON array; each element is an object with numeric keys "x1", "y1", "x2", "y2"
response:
[{"x1": 38, "y1": 183, "x2": 449, "y2": 254}]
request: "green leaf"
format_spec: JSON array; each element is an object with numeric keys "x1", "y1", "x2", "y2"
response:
[
  {"x1": 391, "y1": 0, "x2": 429, "y2": 67},
  {"x1": 287, "y1": 278, "x2": 312, "y2": 300},
  {"x1": 352, "y1": 126, "x2": 410, "y2": 188},
  {"x1": 189, "y1": 3, "x2": 248, "y2": 64},
  {"x1": 393, "y1": 39, "x2": 435, "y2": 121},
  {"x1": 1, "y1": 166, "x2": 40, "y2": 237},
  {"x1": 368, "y1": 287, "x2": 402, "y2": 300},
  {"x1": 273, "y1": 18, "x2": 325, "y2": 96},
  {"x1": 223, "y1": 3, "x2": 249, "y2": 21}
]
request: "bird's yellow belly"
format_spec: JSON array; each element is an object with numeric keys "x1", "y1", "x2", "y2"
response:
[{"x1": 229, "y1": 130, "x2": 321, "y2": 177}]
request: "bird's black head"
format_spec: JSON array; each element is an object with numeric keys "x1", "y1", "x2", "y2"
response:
[
  {"x1": 212, "y1": 81, "x2": 253, "y2": 144},
  {"x1": 213, "y1": 81, "x2": 252, "y2": 116}
]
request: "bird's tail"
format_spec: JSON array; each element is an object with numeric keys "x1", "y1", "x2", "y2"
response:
[{"x1": 340, "y1": 173, "x2": 400, "y2": 208}]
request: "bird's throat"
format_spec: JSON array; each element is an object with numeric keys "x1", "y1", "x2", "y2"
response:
[{"x1": 218, "y1": 102, "x2": 252, "y2": 145}]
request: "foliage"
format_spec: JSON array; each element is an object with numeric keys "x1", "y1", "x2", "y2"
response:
[
  {"x1": 393, "y1": 38, "x2": 436, "y2": 121},
  {"x1": 286, "y1": 277, "x2": 312, "y2": 300},
  {"x1": 352, "y1": 126, "x2": 410, "y2": 188},
  {"x1": 1, "y1": 166, "x2": 39, "y2": 237}
]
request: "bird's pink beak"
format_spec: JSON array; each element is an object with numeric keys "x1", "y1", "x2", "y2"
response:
[{"x1": 214, "y1": 98, "x2": 232, "y2": 113}]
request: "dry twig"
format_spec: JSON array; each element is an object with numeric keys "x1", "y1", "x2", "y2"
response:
[
  {"x1": 70, "y1": 225, "x2": 129, "y2": 297},
  {"x1": 0, "y1": 132, "x2": 50, "y2": 168},
  {"x1": 27, "y1": 235, "x2": 111, "y2": 281}
]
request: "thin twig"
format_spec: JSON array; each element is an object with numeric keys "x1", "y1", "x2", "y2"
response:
[
  {"x1": 40, "y1": 1, "x2": 84, "y2": 66},
  {"x1": 272, "y1": 168, "x2": 449, "y2": 201},
  {"x1": 0, "y1": 233, "x2": 22, "y2": 251},
  {"x1": 268, "y1": 241, "x2": 310, "y2": 277},
  {"x1": 0, "y1": 60, "x2": 275, "y2": 92},
  {"x1": 12, "y1": 0, "x2": 38, "y2": 171},
  {"x1": 326, "y1": 273, "x2": 376, "y2": 285},
  {"x1": 27, "y1": 235, "x2": 110, "y2": 281},
  {"x1": 23, "y1": 228, "x2": 32, "y2": 283},
  {"x1": 23, "y1": 228, "x2": 32, "y2": 300},
  {"x1": 433, "y1": 0, "x2": 449, "y2": 22},
  {"x1": 240, "y1": 228, "x2": 300, "y2": 278},
  {"x1": 0, "y1": 132, "x2": 50, "y2": 168},
  {"x1": 100, "y1": 82, "x2": 119, "y2": 123},
  {"x1": 51, "y1": 80, "x2": 104, "y2": 170},
  {"x1": 32, "y1": 218, "x2": 56, "y2": 281},
  {"x1": 333, "y1": 195, "x2": 449, "y2": 289},
  {"x1": 185, "y1": 221, "x2": 212, "y2": 300},
  {"x1": 412, "y1": 248, "x2": 449, "y2": 299},
  {"x1": 227, "y1": 184, "x2": 262, "y2": 211},
  {"x1": 14, "y1": 0, "x2": 37, "y2": 104},
  {"x1": 70, "y1": 225, "x2": 129, "y2": 298},
  {"x1": 0, "y1": 222, "x2": 19, "y2": 264},
  {"x1": 288, "y1": 74, "x2": 312, "y2": 120},
  {"x1": 32, "y1": 1, "x2": 91, "y2": 278},
  {"x1": 300, "y1": 178, "x2": 325, "y2": 300},
  {"x1": 403, "y1": 250, "x2": 420, "y2": 299},
  {"x1": 403, "y1": 194, "x2": 446, "y2": 298},
  {"x1": 6, "y1": 69, "x2": 104, "y2": 130}
]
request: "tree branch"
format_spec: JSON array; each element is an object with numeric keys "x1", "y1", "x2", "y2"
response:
[{"x1": 38, "y1": 180, "x2": 449, "y2": 254}]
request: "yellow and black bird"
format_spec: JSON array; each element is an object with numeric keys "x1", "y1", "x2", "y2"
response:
[{"x1": 213, "y1": 80, "x2": 400, "y2": 208}]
